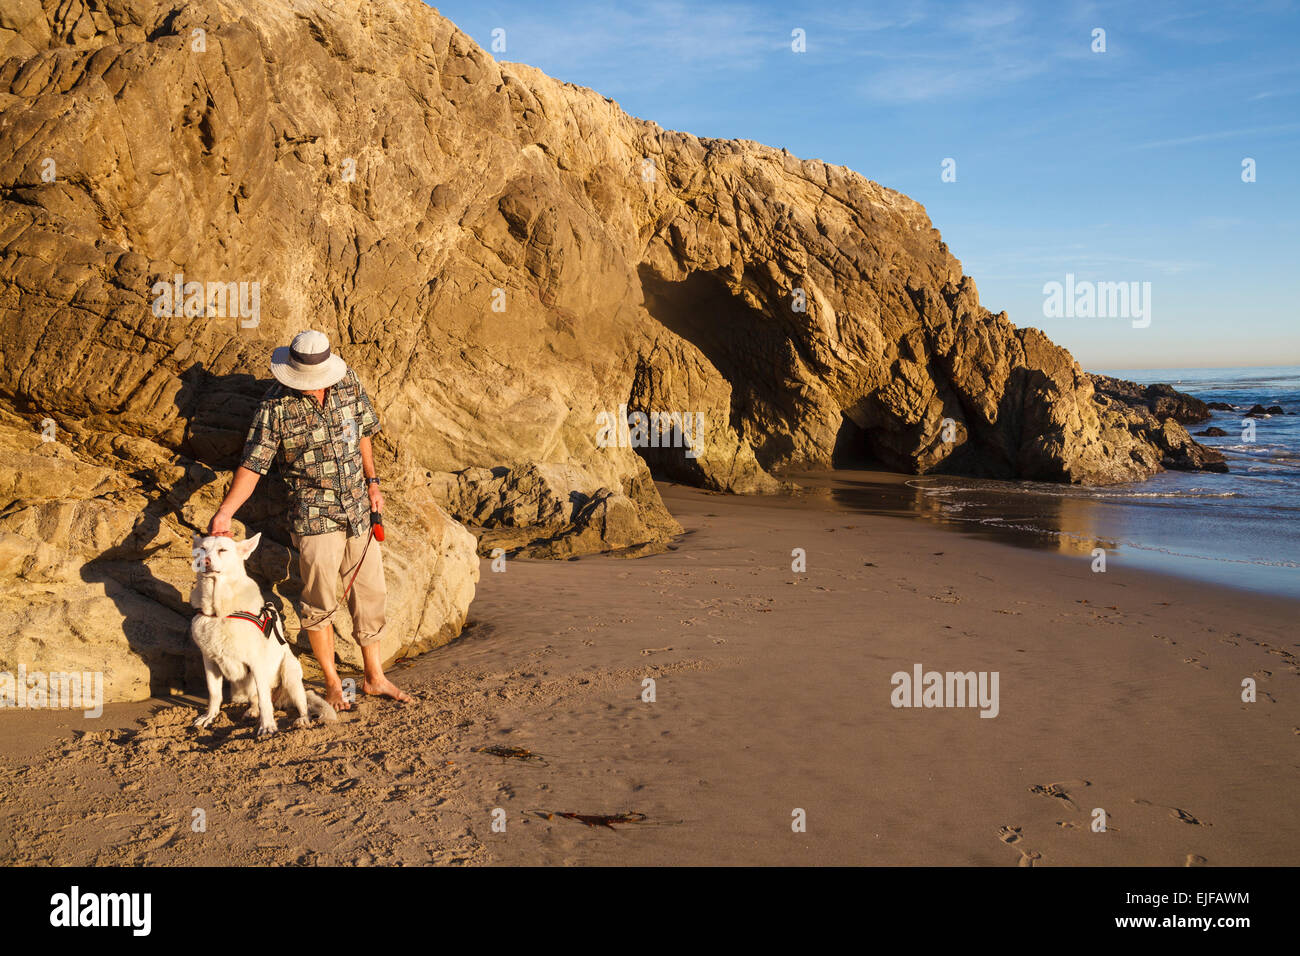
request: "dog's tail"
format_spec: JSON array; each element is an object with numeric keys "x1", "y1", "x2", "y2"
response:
[{"x1": 305, "y1": 690, "x2": 339, "y2": 722}]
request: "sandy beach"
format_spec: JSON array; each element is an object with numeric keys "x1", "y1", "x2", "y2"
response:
[{"x1": 1, "y1": 481, "x2": 1295, "y2": 866}]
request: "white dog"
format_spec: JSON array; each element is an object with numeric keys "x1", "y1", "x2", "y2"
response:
[{"x1": 189, "y1": 532, "x2": 336, "y2": 737}]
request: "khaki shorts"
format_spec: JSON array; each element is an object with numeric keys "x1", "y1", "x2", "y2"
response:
[{"x1": 292, "y1": 530, "x2": 387, "y2": 648}]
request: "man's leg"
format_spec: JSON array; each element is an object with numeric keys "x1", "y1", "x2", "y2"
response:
[
  {"x1": 306, "y1": 622, "x2": 351, "y2": 711},
  {"x1": 360, "y1": 642, "x2": 411, "y2": 702},
  {"x1": 344, "y1": 534, "x2": 411, "y2": 702},
  {"x1": 295, "y1": 531, "x2": 352, "y2": 711}
]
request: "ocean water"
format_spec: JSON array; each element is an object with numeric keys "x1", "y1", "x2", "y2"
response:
[{"x1": 806, "y1": 366, "x2": 1300, "y2": 599}]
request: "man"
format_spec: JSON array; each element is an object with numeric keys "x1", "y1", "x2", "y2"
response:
[{"x1": 209, "y1": 329, "x2": 410, "y2": 709}]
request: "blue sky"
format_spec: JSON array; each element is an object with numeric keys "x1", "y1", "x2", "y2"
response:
[{"x1": 430, "y1": 0, "x2": 1299, "y2": 370}]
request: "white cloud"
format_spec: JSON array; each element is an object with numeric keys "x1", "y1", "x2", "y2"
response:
[{"x1": 1132, "y1": 122, "x2": 1300, "y2": 150}]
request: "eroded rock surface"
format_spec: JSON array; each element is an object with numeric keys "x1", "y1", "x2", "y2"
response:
[
  {"x1": 0, "y1": 0, "x2": 1227, "y2": 698},
  {"x1": 0, "y1": 407, "x2": 479, "y2": 701},
  {"x1": 1090, "y1": 375, "x2": 1211, "y2": 425}
]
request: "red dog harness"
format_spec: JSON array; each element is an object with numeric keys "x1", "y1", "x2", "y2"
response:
[{"x1": 226, "y1": 602, "x2": 287, "y2": 645}]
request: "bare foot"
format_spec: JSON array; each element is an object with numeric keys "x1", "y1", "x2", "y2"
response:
[
  {"x1": 362, "y1": 675, "x2": 412, "y2": 702},
  {"x1": 323, "y1": 681, "x2": 353, "y2": 712}
]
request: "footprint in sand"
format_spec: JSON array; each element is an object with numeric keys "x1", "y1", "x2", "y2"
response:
[
  {"x1": 141, "y1": 825, "x2": 179, "y2": 852},
  {"x1": 1028, "y1": 779, "x2": 1091, "y2": 812},
  {"x1": 1132, "y1": 798, "x2": 1210, "y2": 827},
  {"x1": 996, "y1": 825, "x2": 1041, "y2": 866},
  {"x1": 1185, "y1": 853, "x2": 1208, "y2": 866},
  {"x1": 1183, "y1": 658, "x2": 1208, "y2": 669},
  {"x1": 1056, "y1": 819, "x2": 1120, "y2": 832}
]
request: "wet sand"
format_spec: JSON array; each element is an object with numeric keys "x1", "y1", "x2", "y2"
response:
[{"x1": 1, "y1": 482, "x2": 1296, "y2": 865}]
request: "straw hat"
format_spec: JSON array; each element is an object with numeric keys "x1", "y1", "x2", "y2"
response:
[{"x1": 270, "y1": 330, "x2": 348, "y2": 390}]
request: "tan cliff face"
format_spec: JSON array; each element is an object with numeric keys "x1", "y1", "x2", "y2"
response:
[{"x1": 0, "y1": 0, "x2": 1220, "y2": 699}]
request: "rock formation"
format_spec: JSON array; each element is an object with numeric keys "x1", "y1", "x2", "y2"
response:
[
  {"x1": 1088, "y1": 375, "x2": 1226, "y2": 473},
  {"x1": 0, "y1": 0, "x2": 1228, "y2": 699},
  {"x1": 1089, "y1": 375, "x2": 1211, "y2": 425},
  {"x1": 0, "y1": 403, "x2": 479, "y2": 702}
]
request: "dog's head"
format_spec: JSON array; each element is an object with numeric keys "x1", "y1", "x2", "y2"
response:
[{"x1": 193, "y1": 532, "x2": 261, "y2": 576}]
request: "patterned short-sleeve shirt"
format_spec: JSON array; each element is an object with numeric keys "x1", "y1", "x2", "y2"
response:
[{"x1": 239, "y1": 367, "x2": 381, "y2": 536}]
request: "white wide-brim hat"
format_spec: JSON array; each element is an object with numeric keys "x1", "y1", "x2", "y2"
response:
[{"x1": 270, "y1": 330, "x2": 348, "y2": 390}]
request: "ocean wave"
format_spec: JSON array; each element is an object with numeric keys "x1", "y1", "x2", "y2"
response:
[
  {"x1": 1226, "y1": 473, "x2": 1294, "y2": 483},
  {"x1": 1116, "y1": 542, "x2": 1300, "y2": 569},
  {"x1": 1220, "y1": 444, "x2": 1298, "y2": 457},
  {"x1": 1084, "y1": 490, "x2": 1241, "y2": 499},
  {"x1": 904, "y1": 481, "x2": 961, "y2": 495},
  {"x1": 903, "y1": 478, "x2": 1244, "y2": 501},
  {"x1": 954, "y1": 515, "x2": 1300, "y2": 568}
]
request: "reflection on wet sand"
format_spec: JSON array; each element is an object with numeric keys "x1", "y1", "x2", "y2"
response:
[
  {"x1": 790, "y1": 469, "x2": 1120, "y2": 559},
  {"x1": 782, "y1": 466, "x2": 1300, "y2": 597}
]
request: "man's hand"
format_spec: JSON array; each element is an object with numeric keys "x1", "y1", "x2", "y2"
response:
[
  {"x1": 209, "y1": 510, "x2": 233, "y2": 536},
  {"x1": 367, "y1": 483, "x2": 385, "y2": 514},
  {"x1": 209, "y1": 467, "x2": 260, "y2": 536}
]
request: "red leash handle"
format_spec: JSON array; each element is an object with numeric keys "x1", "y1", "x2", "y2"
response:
[{"x1": 342, "y1": 513, "x2": 384, "y2": 599}]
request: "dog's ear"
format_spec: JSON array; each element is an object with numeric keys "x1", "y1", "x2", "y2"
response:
[{"x1": 236, "y1": 532, "x2": 262, "y2": 560}]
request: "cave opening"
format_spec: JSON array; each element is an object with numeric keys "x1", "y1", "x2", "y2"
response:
[
  {"x1": 831, "y1": 412, "x2": 887, "y2": 469},
  {"x1": 635, "y1": 264, "x2": 794, "y2": 448}
]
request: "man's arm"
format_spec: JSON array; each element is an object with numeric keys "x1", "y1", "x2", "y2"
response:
[
  {"x1": 359, "y1": 435, "x2": 384, "y2": 514},
  {"x1": 212, "y1": 393, "x2": 279, "y2": 535},
  {"x1": 210, "y1": 466, "x2": 261, "y2": 534},
  {"x1": 355, "y1": 373, "x2": 384, "y2": 514}
]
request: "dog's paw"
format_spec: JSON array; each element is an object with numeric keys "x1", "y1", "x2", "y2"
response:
[
  {"x1": 245, "y1": 705, "x2": 260, "y2": 721},
  {"x1": 255, "y1": 722, "x2": 277, "y2": 739},
  {"x1": 193, "y1": 713, "x2": 217, "y2": 730},
  {"x1": 292, "y1": 716, "x2": 313, "y2": 730}
]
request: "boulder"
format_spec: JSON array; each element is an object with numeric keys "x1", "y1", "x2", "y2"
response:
[
  {"x1": 0, "y1": 408, "x2": 479, "y2": 699},
  {"x1": 429, "y1": 459, "x2": 681, "y2": 558},
  {"x1": 1089, "y1": 375, "x2": 1211, "y2": 424}
]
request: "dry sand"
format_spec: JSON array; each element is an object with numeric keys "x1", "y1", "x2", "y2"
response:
[{"x1": 1, "y1": 482, "x2": 1296, "y2": 865}]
